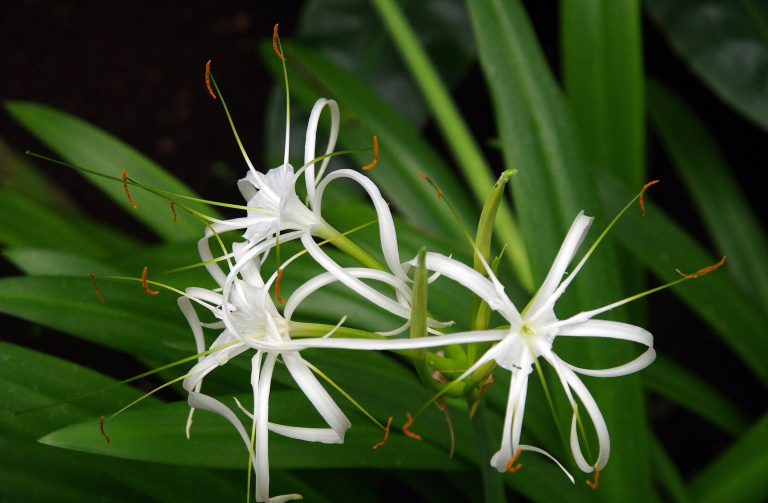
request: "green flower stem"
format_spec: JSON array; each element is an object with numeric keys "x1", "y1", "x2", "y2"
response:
[
  {"x1": 314, "y1": 224, "x2": 386, "y2": 272},
  {"x1": 371, "y1": 0, "x2": 533, "y2": 292}
]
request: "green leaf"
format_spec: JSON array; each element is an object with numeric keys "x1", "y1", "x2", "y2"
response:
[
  {"x1": 259, "y1": 41, "x2": 478, "y2": 243},
  {"x1": 690, "y1": 412, "x2": 768, "y2": 503},
  {"x1": 650, "y1": 434, "x2": 691, "y2": 503},
  {"x1": 0, "y1": 190, "x2": 111, "y2": 258},
  {"x1": 40, "y1": 390, "x2": 467, "y2": 470},
  {"x1": 644, "y1": 0, "x2": 768, "y2": 133},
  {"x1": 297, "y1": 0, "x2": 476, "y2": 127},
  {"x1": 647, "y1": 79, "x2": 768, "y2": 313},
  {"x1": 5, "y1": 101, "x2": 217, "y2": 242},
  {"x1": 468, "y1": 1, "x2": 653, "y2": 500},
  {"x1": 0, "y1": 276, "x2": 195, "y2": 362},
  {"x1": 561, "y1": 0, "x2": 645, "y2": 188},
  {"x1": 3, "y1": 248, "x2": 124, "y2": 277},
  {"x1": 371, "y1": 0, "x2": 533, "y2": 291},
  {"x1": 599, "y1": 172, "x2": 768, "y2": 388},
  {"x1": 644, "y1": 354, "x2": 750, "y2": 437},
  {"x1": 0, "y1": 341, "x2": 247, "y2": 502}
]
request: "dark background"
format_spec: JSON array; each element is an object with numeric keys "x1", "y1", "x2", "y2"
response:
[{"x1": 2, "y1": 0, "x2": 766, "y2": 495}]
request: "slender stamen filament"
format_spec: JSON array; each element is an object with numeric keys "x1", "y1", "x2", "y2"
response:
[
  {"x1": 205, "y1": 60, "x2": 217, "y2": 99},
  {"x1": 373, "y1": 416, "x2": 393, "y2": 449},
  {"x1": 418, "y1": 172, "x2": 442, "y2": 199},
  {"x1": 363, "y1": 136, "x2": 379, "y2": 170},
  {"x1": 403, "y1": 412, "x2": 422, "y2": 440},
  {"x1": 141, "y1": 266, "x2": 160, "y2": 295}
]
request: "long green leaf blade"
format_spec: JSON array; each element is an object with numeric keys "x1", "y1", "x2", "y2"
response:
[
  {"x1": 5, "y1": 101, "x2": 216, "y2": 242},
  {"x1": 645, "y1": 0, "x2": 768, "y2": 133},
  {"x1": 647, "y1": 79, "x2": 768, "y2": 312}
]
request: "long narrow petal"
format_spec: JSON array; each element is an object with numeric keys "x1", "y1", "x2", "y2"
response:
[
  {"x1": 557, "y1": 360, "x2": 610, "y2": 472},
  {"x1": 313, "y1": 170, "x2": 409, "y2": 282},
  {"x1": 303, "y1": 98, "x2": 340, "y2": 202},
  {"x1": 527, "y1": 212, "x2": 593, "y2": 320},
  {"x1": 520, "y1": 445, "x2": 575, "y2": 483},
  {"x1": 490, "y1": 366, "x2": 531, "y2": 472},
  {"x1": 255, "y1": 353, "x2": 277, "y2": 503},
  {"x1": 416, "y1": 253, "x2": 519, "y2": 321},
  {"x1": 285, "y1": 329, "x2": 507, "y2": 352},
  {"x1": 283, "y1": 353, "x2": 350, "y2": 440}
]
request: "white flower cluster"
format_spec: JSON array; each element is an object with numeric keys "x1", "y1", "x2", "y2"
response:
[{"x1": 177, "y1": 97, "x2": 655, "y2": 502}]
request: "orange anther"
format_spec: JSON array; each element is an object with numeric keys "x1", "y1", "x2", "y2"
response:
[
  {"x1": 418, "y1": 172, "x2": 442, "y2": 200},
  {"x1": 586, "y1": 465, "x2": 600, "y2": 490},
  {"x1": 402, "y1": 412, "x2": 422, "y2": 441},
  {"x1": 100, "y1": 415, "x2": 111, "y2": 444},
  {"x1": 676, "y1": 256, "x2": 726, "y2": 279},
  {"x1": 505, "y1": 447, "x2": 523, "y2": 473},
  {"x1": 88, "y1": 273, "x2": 105, "y2": 303},
  {"x1": 272, "y1": 24, "x2": 285, "y2": 61},
  {"x1": 171, "y1": 196, "x2": 178, "y2": 222},
  {"x1": 363, "y1": 136, "x2": 379, "y2": 170},
  {"x1": 205, "y1": 60, "x2": 217, "y2": 99},
  {"x1": 639, "y1": 180, "x2": 659, "y2": 216},
  {"x1": 373, "y1": 416, "x2": 393, "y2": 449},
  {"x1": 275, "y1": 268, "x2": 287, "y2": 305},
  {"x1": 122, "y1": 169, "x2": 137, "y2": 209},
  {"x1": 141, "y1": 266, "x2": 159, "y2": 295}
]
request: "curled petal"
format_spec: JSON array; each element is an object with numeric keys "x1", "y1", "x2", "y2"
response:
[{"x1": 304, "y1": 98, "x2": 340, "y2": 202}]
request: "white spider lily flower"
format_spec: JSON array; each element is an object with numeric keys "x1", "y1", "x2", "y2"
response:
[
  {"x1": 181, "y1": 240, "x2": 371, "y2": 502},
  {"x1": 286, "y1": 211, "x2": 655, "y2": 479}
]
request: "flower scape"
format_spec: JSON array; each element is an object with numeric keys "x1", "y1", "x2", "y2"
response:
[{"x1": 40, "y1": 28, "x2": 726, "y2": 503}]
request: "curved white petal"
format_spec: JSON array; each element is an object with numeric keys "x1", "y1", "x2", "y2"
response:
[
  {"x1": 527, "y1": 212, "x2": 593, "y2": 321},
  {"x1": 565, "y1": 348, "x2": 656, "y2": 378},
  {"x1": 303, "y1": 98, "x2": 340, "y2": 202},
  {"x1": 283, "y1": 353, "x2": 350, "y2": 440},
  {"x1": 313, "y1": 170, "x2": 409, "y2": 281},
  {"x1": 285, "y1": 329, "x2": 507, "y2": 352},
  {"x1": 178, "y1": 297, "x2": 207, "y2": 357},
  {"x1": 268, "y1": 495, "x2": 303, "y2": 503},
  {"x1": 490, "y1": 365, "x2": 531, "y2": 472},
  {"x1": 300, "y1": 229, "x2": 412, "y2": 319},
  {"x1": 556, "y1": 360, "x2": 610, "y2": 472}
]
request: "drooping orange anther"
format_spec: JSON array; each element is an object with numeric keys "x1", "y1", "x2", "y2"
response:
[
  {"x1": 586, "y1": 465, "x2": 600, "y2": 490},
  {"x1": 141, "y1": 266, "x2": 159, "y2": 295},
  {"x1": 505, "y1": 447, "x2": 523, "y2": 473},
  {"x1": 275, "y1": 268, "x2": 287, "y2": 305},
  {"x1": 418, "y1": 172, "x2": 443, "y2": 199},
  {"x1": 373, "y1": 416, "x2": 393, "y2": 449},
  {"x1": 402, "y1": 412, "x2": 422, "y2": 441},
  {"x1": 272, "y1": 24, "x2": 285, "y2": 61},
  {"x1": 205, "y1": 60, "x2": 217, "y2": 99},
  {"x1": 363, "y1": 136, "x2": 379, "y2": 170},
  {"x1": 88, "y1": 273, "x2": 105, "y2": 303},
  {"x1": 676, "y1": 255, "x2": 727, "y2": 279},
  {"x1": 639, "y1": 180, "x2": 659, "y2": 216},
  {"x1": 100, "y1": 416, "x2": 111, "y2": 444},
  {"x1": 122, "y1": 169, "x2": 137, "y2": 209},
  {"x1": 171, "y1": 196, "x2": 178, "y2": 222}
]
